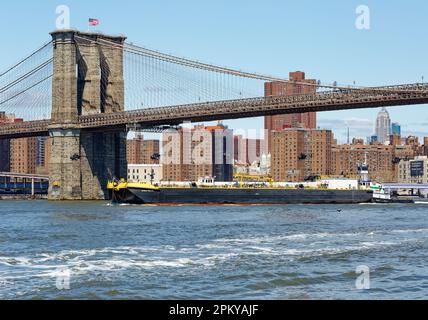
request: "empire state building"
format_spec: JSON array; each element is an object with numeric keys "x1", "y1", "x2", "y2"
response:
[{"x1": 375, "y1": 107, "x2": 391, "y2": 144}]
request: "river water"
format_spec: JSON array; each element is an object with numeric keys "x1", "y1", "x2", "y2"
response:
[{"x1": 0, "y1": 201, "x2": 427, "y2": 299}]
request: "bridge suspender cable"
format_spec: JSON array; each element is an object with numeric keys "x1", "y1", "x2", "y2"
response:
[
  {"x1": 79, "y1": 36, "x2": 428, "y2": 95},
  {"x1": 0, "y1": 75, "x2": 53, "y2": 106},
  {"x1": 0, "y1": 41, "x2": 53, "y2": 78},
  {"x1": 0, "y1": 58, "x2": 53, "y2": 94}
]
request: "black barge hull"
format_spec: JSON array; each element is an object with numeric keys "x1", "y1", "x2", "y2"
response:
[{"x1": 113, "y1": 188, "x2": 373, "y2": 205}]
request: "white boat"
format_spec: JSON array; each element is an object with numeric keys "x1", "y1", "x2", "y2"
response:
[{"x1": 372, "y1": 184, "x2": 427, "y2": 203}]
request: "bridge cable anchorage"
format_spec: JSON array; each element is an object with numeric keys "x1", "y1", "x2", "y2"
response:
[{"x1": 84, "y1": 36, "x2": 428, "y2": 95}]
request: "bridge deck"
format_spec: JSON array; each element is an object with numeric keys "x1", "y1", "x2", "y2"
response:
[{"x1": 1, "y1": 84, "x2": 428, "y2": 138}]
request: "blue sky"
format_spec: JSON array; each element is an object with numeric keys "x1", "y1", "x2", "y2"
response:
[{"x1": 1, "y1": 0, "x2": 428, "y2": 142}]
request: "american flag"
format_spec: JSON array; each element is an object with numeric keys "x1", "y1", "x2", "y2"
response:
[{"x1": 89, "y1": 18, "x2": 99, "y2": 26}]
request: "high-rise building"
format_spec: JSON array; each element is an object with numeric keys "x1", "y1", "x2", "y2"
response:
[
  {"x1": 331, "y1": 144, "x2": 395, "y2": 182},
  {"x1": 0, "y1": 113, "x2": 10, "y2": 172},
  {"x1": 1, "y1": 113, "x2": 27, "y2": 173},
  {"x1": 264, "y1": 71, "x2": 317, "y2": 152},
  {"x1": 390, "y1": 134, "x2": 402, "y2": 147},
  {"x1": 233, "y1": 135, "x2": 267, "y2": 165},
  {"x1": 0, "y1": 139, "x2": 10, "y2": 172},
  {"x1": 391, "y1": 122, "x2": 401, "y2": 136},
  {"x1": 162, "y1": 124, "x2": 234, "y2": 182},
  {"x1": 10, "y1": 137, "x2": 38, "y2": 174},
  {"x1": 271, "y1": 129, "x2": 333, "y2": 182},
  {"x1": 126, "y1": 134, "x2": 160, "y2": 165},
  {"x1": 394, "y1": 144, "x2": 416, "y2": 161},
  {"x1": 404, "y1": 136, "x2": 423, "y2": 156},
  {"x1": 368, "y1": 135, "x2": 378, "y2": 145},
  {"x1": 233, "y1": 135, "x2": 245, "y2": 164},
  {"x1": 35, "y1": 137, "x2": 51, "y2": 174},
  {"x1": 142, "y1": 141, "x2": 160, "y2": 164},
  {"x1": 375, "y1": 108, "x2": 391, "y2": 144}
]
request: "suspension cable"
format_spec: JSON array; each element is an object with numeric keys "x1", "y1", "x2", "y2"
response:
[
  {"x1": 0, "y1": 41, "x2": 53, "y2": 78},
  {"x1": 0, "y1": 75, "x2": 53, "y2": 106},
  {"x1": 0, "y1": 58, "x2": 53, "y2": 93},
  {"x1": 88, "y1": 36, "x2": 428, "y2": 94}
]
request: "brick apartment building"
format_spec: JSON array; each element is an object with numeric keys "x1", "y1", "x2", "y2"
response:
[
  {"x1": 271, "y1": 129, "x2": 334, "y2": 182},
  {"x1": 10, "y1": 137, "x2": 38, "y2": 174},
  {"x1": 1, "y1": 112, "x2": 51, "y2": 174},
  {"x1": 233, "y1": 135, "x2": 267, "y2": 165},
  {"x1": 265, "y1": 71, "x2": 317, "y2": 152},
  {"x1": 0, "y1": 139, "x2": 10, "y2": 172},
  {"x1": 0, "y1": 112, "x2": 13, "y2": 171},
  {"x1": 126, "y1": 134, "x2": 160, "y2": 165},
  {"x1": 1, "y1": 113, "x2": 36, "y2": 174},
  {"x1": 331, "y1": 144, "x2": 396, "y2": 183},
  {"x1": 162, "y1": 124, "x2": 234, "y2": 182}
]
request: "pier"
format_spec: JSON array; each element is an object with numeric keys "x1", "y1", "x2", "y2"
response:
[{"x1": 0, "y1": 172, "x2": 49, "y2": 198}]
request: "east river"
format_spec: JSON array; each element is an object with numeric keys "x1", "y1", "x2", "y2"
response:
[{"x1": 0, "y1": 201, "x2": 427, "y2": 299}]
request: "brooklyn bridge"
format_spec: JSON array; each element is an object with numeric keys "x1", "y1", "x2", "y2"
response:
[{"x1": 1, "y1": 30, "x2": 428, "y2": 200}]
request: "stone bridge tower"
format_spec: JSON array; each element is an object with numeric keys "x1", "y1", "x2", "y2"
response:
[{"x1": 48, "y1": 30, "x2": 127, "y2": 200}]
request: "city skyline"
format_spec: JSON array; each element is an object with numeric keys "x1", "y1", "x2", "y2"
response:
[{"x1": 1, "y1": 1, "x2": 428, "y2": 142}]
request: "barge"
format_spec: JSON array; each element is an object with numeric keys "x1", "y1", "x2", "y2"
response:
[{"x1": 108, "y1": 181, "x2": 373, "y2": 205}]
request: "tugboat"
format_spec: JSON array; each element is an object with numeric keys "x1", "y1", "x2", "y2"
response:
[{"x1": 372, "y1": 184, "x2": 428, "y2": 203}]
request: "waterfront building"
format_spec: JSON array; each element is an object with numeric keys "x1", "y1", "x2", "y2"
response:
[
  {"x1": 398, "y1": 156, "x2": 428, "y2": 184},
  {"x1": 1, "y1": 113, "x2": 37, "y2": 174},
  {"x1": 126, "y1": 134, "x2": 160, "y2": 165},
  {"x1": 233, "y1": 135, "x2": 267, "y2": 165},
  {"x1": 271, "y1": 129, "x2": 333, "y2": 182},
  {"x1": 394, "y1": 144, "x2": 417, "y2": 161},
  {"x1": 162, "y1": 123, "x2": 234, "y2": 182},
  {"x1": 10, "y1": 137, "x2": 38, "y2": 174},
  {"x1": 128, "y1": 164, "x2": 163, "y2": 184},
  {"x1": 36, "y1": 137, "x2": 51, "y2": 175},
  {"x1": 264, "y1": 71, "x2": 317, "y2": 152},
  {"x1": 375, "y1": 108, "x2": 391, "y2": 144},
  {"x1": 0, "y1": 113, "x2": 17, "y2": 172},
  {"x1": 331, "y1": 144, "x2": 395, "y2": 182},
  {"x1": 0, "y1": 139, "x2": 10, "y2": 172},
  {"x1": 233, "y1": 135, "x2": 247, "y2": 165}
]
